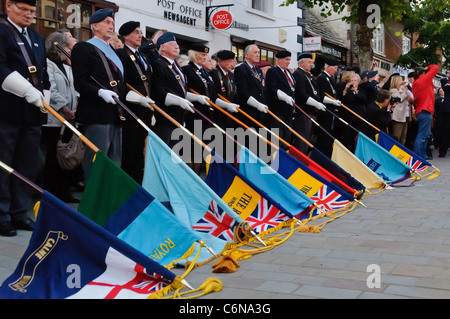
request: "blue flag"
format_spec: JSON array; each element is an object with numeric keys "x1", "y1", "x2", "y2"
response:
[
  {"x1": 142, "y1": 130, "x2": 245, "y2": 264},
  {"x1": 0, "y1": 191, "x2": 176, "y2": 299},
  {"x1": 355, "y1": 132, "x2": 411, "y2": 184},
  {"x1": 376, "y1": 131, "x2": 431, "y2": 173},
  {"x1": 274, "y1": 148, "x2": 355, "y2": 214},
  {"x1": 237, "y1": 146, "x2": 317, "y2": 220},
  {"x1": 204, "y1": 152, "x2": 299, "y2": 234},
  {"x1": 77, "y1": 151, "x2": 201, "y2": 267}
]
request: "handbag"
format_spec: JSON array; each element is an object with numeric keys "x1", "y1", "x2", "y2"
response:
[{"x1": 56, "y1": 125, "x2": 86, "y2": 170}]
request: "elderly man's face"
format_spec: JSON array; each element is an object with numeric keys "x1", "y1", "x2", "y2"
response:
[
  {"x1": 246, "y1": 45, "x2": 260, "y2": 65},
  {"x1": 92, "y1": 16, "x2": 115, "y2": 42},
  {"x1": 299, "y1": 58, "x2": 314, "y2": 72},
  {"x1": 6, "y1": 1, "x2": 36, "y2": 28}
]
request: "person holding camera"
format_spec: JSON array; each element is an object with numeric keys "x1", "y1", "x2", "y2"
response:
[
  {"x1": 365, "y1": 89, "x2": 397, "y2": 141},
  {"x1": 389, "y1": 75, "x2": 409, "y2": 144}
]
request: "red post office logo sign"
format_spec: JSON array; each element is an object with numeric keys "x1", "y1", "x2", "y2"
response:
[{"x1": 211, "y1": 10, "x2": 233, "y2": 30}]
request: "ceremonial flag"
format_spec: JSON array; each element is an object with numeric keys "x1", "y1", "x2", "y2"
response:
[
  {"x1": 205, "y1": 153, "x2": 296, "y2": 235},
  {"x1": 77, "y1": 151, "x2": 201, "y2": 267},
  {"x1": 376, "y1": 131, "x2": 430, "y2": 173},
  {"x1": 142, "y1": 130, "x2": 245, "y2": 264},
  {"x1": 273, "y1": 148, "x2": 355, "y2": 212},
  {"x1": 288, "y1": 145, "x2": 364, "y2": 194},
  {"x1": 354, "y1": 132, "x2": 411, "y2": 184},
  {"x1": 0, "y1": 191, "x2": 176, "y2": 299},
  {"x1": 331, "y1": 139, "x2": 386, "y2": 190},
  {"x1": 237, "y1": 146, "x2": 316, "y2": 220}
]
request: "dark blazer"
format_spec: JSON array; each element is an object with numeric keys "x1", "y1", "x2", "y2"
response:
[
  {"x1": 366, "y1": 101, "x2": 392, "y2": 140},
  {"x1": 71, "y1": 41, "x2": 125, "y2": 125},
  {"x1": 265, "y1": 66, "x2": 295, "y2": 118},
  {"x1": 182, "y1": 61, "x2": 217, "y2": 128},
  {"x1": 209, "y1": 65, "x2": 237, "y2": 103},
  {"x1": 150, "y1": 56, "x2": 187, "y2": 126},
  {"x1": 0, "y1": 20, "x2": 49, "y2": 125},
  {"x1": 317, "y1": 71, "x2": 338, "y2": 101},
  {"x1": 234, "y1": 61, "x2": 265, "y2": 121},
  {"x1": 116, "y1": 46, "x2": 153, "y2": 120},
  {"x1": 440, "y1": 78, "x2": 450, "y2": 113},
  {"x1": 292, "y1": 67, "x2": 320, "y2": 115}
]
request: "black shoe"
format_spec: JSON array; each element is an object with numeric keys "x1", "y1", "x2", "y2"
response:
[
  {"x1": 439, "y1": 154, "x2": 446, "y2": 158},
  {"x1": 0, "y1": 220, "x2": 17, "y2": 237},
  {"x1": 12, "y1": 217, "x2": 35, "y2": 231}
]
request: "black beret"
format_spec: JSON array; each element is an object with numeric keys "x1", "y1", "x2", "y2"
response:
[
  {"x1": 367, "y1": 70, "x2": 378, "y2": 78},
  {"x1": 297, "y1": 51, "x2": 313, "y2": 61},
  {"x1": 190, "y1": 43, "x2": 209, "y2": 53},
  {"x1": 325, "y1": 57, "x2": 338, "y2": 66},
  {"x1": 15, "y1": 0, "x2": 37, "y2": 6},
  {"x1": 156, "y1": 32, "x2": 176, "y2": 49},
  {"x1": 89, "y1": 8, "x2": 114, "y2": 25},
  {"x1": 119, "y1": 21, "x2": 140, "y2": 36},
  {"x1": 217, "y1": 50, "x2": 235, "y2": 60},
  {"x1": 275, "y1": 50, "x2": 291, "y2": 59}
]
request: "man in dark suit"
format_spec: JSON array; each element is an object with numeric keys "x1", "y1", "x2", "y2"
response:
[
  {"x1": 265, "y1": 50, "x2": 295, "y2": 147},
  {"x1": 0, "y1": 0, "x2": 50, "y2": 236},
  {"x1": 438, "y1": 77, "x2": 450, "y2": 157},
  {"x1": 71, "y1": 8, "x2": 126, "y2": 179},
  {"x1": 292, "y1": 52, "x2": 326, "y2": 154},
  {"x1": 366, "y1": 89, "x2": 394, "y2": 141},
  {"x1": 150, "y1": 32, "x2": 194, "y2": 147},
  {"x1": 234, "y1": 44, "x2": 268, "y2": 125},
  {"x1": 316, "y1": 58, "x2": 341, "y2": 157},
  {"x1": 116, "y1": 21, "x2": 154, "y2": 183}
]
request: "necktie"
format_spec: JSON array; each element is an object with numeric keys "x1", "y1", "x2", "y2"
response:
[
  {"x1": 225, "y1": 73, "x2": 232, "y2": 95},
  {"x1": 22, "y1": 28, "x2": 31, "y2": 46},
  {"x1": 285, "y1": 70, "x2": 294, "y2": 87},
  {"x1": 135, "y1": 50, "x2": 147, "y2": 70}
]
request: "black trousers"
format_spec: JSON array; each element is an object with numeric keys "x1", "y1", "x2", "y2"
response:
[{"x1": 0, "y1": 122, "x2": 41, "y2": 222}]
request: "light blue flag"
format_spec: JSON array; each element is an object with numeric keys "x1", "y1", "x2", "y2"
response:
[
  {"x1": 142, "y1": 130, "x2": 245, "y2": 264},
  {"x1": 237, "y1": 146, "x2": 317, "y2": 219},
  {"x1": 355, "y1": 132, "x2": 411, "y2": 184}
]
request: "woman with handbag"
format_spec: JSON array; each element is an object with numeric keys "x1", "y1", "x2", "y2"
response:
[{"x1": 41, "y1": 31, "x2": 83, "y2": 203}]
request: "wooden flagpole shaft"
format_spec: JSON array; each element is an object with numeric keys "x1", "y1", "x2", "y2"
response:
[
  {"x1": 125, "y1": 84, "x2": 212, "y2": 153},
  {"x1": 218, "y1": 94, "x2": 291, "y2": 149},
  {"x1": 190, "y1": 89, "x2": 278, "y2": 150},
  {"x1": 292, "y1": 102, "x2": 336, "y2": 141},
  {"x1": 0, "y1": 161, "x2": 43, "y2": 194},
  {"x1": 324, "y1": 92, "x2": 380, "y2": 132},
  {"x1": 41, "y1": 100, "x2": 99, "y2": 153}
]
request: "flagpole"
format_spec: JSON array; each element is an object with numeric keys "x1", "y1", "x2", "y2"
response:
[
  {"x1": 0, "y1": 161, "x2": 43, "y2": 194},
  {"x1": 325, "y1": 92, "x2": 380, "y2": 132}
]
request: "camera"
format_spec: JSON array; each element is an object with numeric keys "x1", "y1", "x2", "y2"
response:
[{"x1": 390, "y1": 97, "x2": 401, "y2": 105}]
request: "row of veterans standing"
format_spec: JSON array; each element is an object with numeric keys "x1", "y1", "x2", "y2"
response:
[{"x1": 0, "y1": 0, "x2": 444, "y2": 237}]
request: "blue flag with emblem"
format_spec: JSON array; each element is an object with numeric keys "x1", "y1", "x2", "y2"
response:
[
  {"x1": 0, "y1": 191, "x2": 176, "y2": 299},
  {"x1": 237, "y1": 146, "x2": 317, "y2": 220},
  {"x1": 273, "y1": 148, "x2": 355, "y2": 215},
  {"x1": 142, "y1": 130, "x2": 245, "y2": 265},
  {"x1": 204, "y1": 152, "x2": 303, "y2": 235},
  {"x1": 354, "y1": 132, "x2": 411, "y2": 184}
]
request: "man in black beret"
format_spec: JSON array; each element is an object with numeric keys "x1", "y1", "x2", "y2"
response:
[
  {"x1": 316, "y1": 57, "x2": 341, "y2": 156},
  {"x1": 116, "y1": 21, "x2": 154, "y2": 183},
  {"x1": 264, "y1": 50, "x2": 296, "y2": 147},
  {"x1": 0, "y1": 0, "x2": 51, "y2": 236},
  {"x1": 292, "y1": 51, "x2": 326, "y2": 153}
]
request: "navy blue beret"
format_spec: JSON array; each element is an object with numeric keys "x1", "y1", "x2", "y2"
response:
[
  {"x1": 297, "y1": 51, "x2": 313, "y2": 61},
  {"x1": 89, "y1": 8, "x2": 114, "y2": 25},
  {"x1": 156, "y1": 32, "x2": 176, "y2": 49}
]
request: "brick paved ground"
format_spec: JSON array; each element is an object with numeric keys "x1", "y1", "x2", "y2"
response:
[{"x1": 1, "y1": 155, "x2": 450, "y2": 299}]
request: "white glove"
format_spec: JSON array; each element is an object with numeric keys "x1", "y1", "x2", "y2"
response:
[
  {"x1": 323, "y1": 96, "x2": 341, "y2": 106},
  {"x1": 165, "y1": 93, "x2": 194, "y2": 113},
  {"x1": 186, "y1": 92, "x2": 210, "y2": 106},
  {"x1": 247, "y1": 96, "x2": 267, "y2": 113},
  {"x1": 277, "y1": 89, "x2": 294, "y2": 106},
  {"x1": 125, "y1": 90, "x2": 155, "y2": 109},
  {"x1": 215, "y1": 98, "x2": 239, "y2": 113},
  {"x1": 1, "y1": 71, "x2": 44, "y2": 108},
  {"x1": 98, "y1": 89, "x2": 119, "y2": 104},
  {"x1": 306, "y1": 97, "x2": 326, "y2": 111}
]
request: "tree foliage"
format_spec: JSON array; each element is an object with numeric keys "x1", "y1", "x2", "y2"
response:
[{"x1": 396, "y1": 0, "x2": 450, "y2": 69}]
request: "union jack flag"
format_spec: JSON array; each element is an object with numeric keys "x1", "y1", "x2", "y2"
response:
[
  {"x1": 246, "y1": 198, "x2": 290, "y2": 234},
  {"x1": 310, "y1": 185, "x2": 351, "y2": 212},
  {"x1": 193, "y1": 200, "x2": 237, "y2": 241},
  {"x1": 406, "y1": 156, "x2": 428, "y2": 172},
  {"x1": 88, "y1": 264, "x2": 171, "y2": 299}
]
